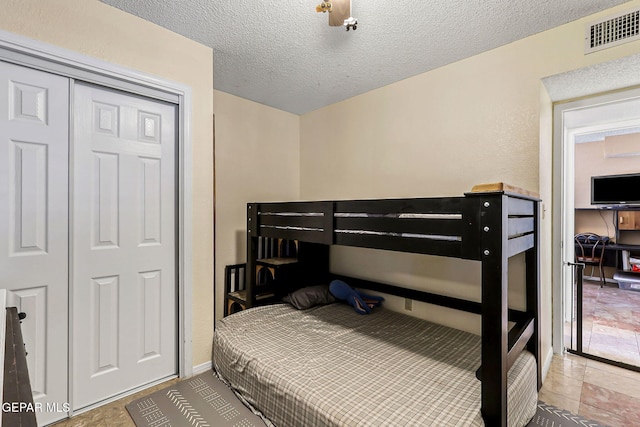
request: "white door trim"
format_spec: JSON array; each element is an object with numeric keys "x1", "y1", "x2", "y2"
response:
[
  {"x1": 551, "y1": 87, "x2": 640, "y2": 354},
  {"x1": 0, "y1": 30, "x2": 194, "y2": 379},
  {"x1": 543, "y1": 52, "x2": 640, "y2": 355}
]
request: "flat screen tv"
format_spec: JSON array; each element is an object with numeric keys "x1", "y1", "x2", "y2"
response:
[{"x1": 591, "y1": 173, "x2": 640, "y2": 206}]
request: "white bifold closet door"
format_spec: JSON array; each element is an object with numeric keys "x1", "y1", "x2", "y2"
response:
[
  {"x1": 72, "y1": 83, "x2": 177, "y2": 409},
  {"x1": 0, "y1": 61, "x2": 70, "y2": 426},
  {"x1": 1, "y1": 61, "x2": 178, "y2": 423}
]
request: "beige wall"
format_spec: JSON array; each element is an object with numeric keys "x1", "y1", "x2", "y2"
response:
[
  {"x1": 299, "y1": 1, "x2": 640, "y2": 364},
  {"x1": 0, "y1": 0, "x2": 214, "y2": 367},
  {"x1": 213, "y1": 91, "x2": 300, "y2": 319},
  {"x1": 574, "y1": 210, "x2": 616, "y2": 238},
  {"x1": 575, "y1": 135, "x2": 640, "y2": 208}
]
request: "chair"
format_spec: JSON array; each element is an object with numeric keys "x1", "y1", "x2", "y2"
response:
[{"x1": 574, "y1": 232, "x2": 607, "y2": 287}]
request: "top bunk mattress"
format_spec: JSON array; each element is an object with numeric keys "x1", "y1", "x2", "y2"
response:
[{"x1": 213, "y1": 303, "x2": 537, "y2": 427}]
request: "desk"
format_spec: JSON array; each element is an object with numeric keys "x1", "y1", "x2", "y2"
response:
[{"x1": 575, "y1": 242, "x2": 640, "y2": 270}]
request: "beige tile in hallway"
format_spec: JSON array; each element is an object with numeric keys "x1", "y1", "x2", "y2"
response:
[
  {"x1": 541, "y1": 353, "x2": 640, "y2": 427},
  {"x1": 564, "y1": 280, "x2": 640, "y2": 367}
]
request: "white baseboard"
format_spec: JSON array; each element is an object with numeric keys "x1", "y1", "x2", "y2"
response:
[
  {"x1": 192, "y1": 361, "x2": 212, "y2": 375},
  {"x1": 541, "y1": 346, "x2": 554, "y2": 382}
]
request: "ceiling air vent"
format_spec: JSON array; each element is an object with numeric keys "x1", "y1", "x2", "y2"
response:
[{"x1": 585, "y1": 9, "x2": 640, "y2": 54}]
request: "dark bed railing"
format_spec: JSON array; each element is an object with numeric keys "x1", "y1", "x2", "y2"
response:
[
  {"x1": 245, "y1": 189, "x2": 541, "y2": 427},
  {"x1": 250, "y1": 194, "x2": 536, "y2": 261}
]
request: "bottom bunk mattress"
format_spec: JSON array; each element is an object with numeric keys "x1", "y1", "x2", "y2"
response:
[{"x1": 213, "y1": 303, "x2": 537, "y2": 427}]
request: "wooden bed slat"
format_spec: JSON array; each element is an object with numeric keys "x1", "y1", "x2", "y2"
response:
[
  {"x1": 260, "y1": 214, "x2": 327, "y2": 229},
  {"x1": 258, "y1": 201, "x2": 332, "y2": 214},
  {"x1": 508, "y1": 217, "x2": 534, "y2": 238},
  {"x1": 334, "y1": 233, "x2": 463, "y2": 258},
  {"x1": 508, "y1": 197, "x2": 535, "y2": 216},
  {"x1": 259, "y1": 226, "x2": 327, "y2": 244},
  {"x1": 335, "y1": 216, "x2": 463, "y2": 237},
  {"x1": 335, "y1": 197, "x2": 467, "y2": 215},
  {"x1": 508, "y1": 233, "x2": 534, "y2": 257}
]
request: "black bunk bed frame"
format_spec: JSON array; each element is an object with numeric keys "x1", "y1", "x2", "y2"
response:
[{"x1": 244, "y1": 188, "x2": 541, "y2": 427}]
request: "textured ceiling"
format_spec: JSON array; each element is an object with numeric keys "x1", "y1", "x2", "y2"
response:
[{"x1": 100, "y1": 0, "x2": 630, "y2": 114}]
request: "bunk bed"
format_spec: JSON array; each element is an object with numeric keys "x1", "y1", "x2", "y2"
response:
[{"x1": 214, "y1": 184, "x2": 541, "y2": 427}]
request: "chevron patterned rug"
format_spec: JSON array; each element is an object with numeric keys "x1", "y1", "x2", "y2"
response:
[
  {"x1": 527, "y1": 402, "x2": 605, "y2": 427},
  {"x1": 127, "y1": 372, "x2": 603, "y2": 427},
  {"x1": 126, "y1": 371, "x2": 266, "y2": 427}
]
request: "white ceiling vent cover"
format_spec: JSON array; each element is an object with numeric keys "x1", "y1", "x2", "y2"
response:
[{"x1": 585, "y1": 9, "x2": 640, "y2": 54}]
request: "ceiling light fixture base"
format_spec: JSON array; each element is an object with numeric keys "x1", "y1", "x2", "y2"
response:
[{"x1": 316, "y1": 0, "x2": 357, "y2": 31}]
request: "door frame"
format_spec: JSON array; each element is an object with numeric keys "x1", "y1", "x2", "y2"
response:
[
  {"x1": 0, "y1": 29, "x2": 194, "y2": 382},
  {"x1": 542, "y1": 51, "x2": 640, "y2": 358},
  {"x1": 552, "y1": 88, "x2": 640, "y2": 353}
]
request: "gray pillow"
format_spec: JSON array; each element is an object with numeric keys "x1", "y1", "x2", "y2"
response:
[{"x1": 282, "y1": 285, "x2": 336, "y2": 310}]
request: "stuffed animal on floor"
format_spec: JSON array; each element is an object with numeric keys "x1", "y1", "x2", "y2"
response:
[{"x1": 329, "y1": 279, "x2": 384, "y2": 314}]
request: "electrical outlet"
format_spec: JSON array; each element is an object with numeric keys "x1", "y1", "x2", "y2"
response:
[{"x1": 404, "y1": 298, "x2": 412, "y2": 311}]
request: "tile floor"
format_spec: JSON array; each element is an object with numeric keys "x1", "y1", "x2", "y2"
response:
[
  {"x1": 540, "y1": 352, "x2": 640, "y2": 427},
  {"x1": 551, "y1": 278, "x2": 640, "y2": 426},
  {"x1": 565, "y1": 279, "x2": 640, "y2": 367}
]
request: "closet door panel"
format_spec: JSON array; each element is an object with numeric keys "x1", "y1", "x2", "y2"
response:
[
  {"x1": 72, "y1": 82, "x2": 177, "y2": 409},
  {"x1": 0, "y1": 60, "x2": 70, "y2": 426}
]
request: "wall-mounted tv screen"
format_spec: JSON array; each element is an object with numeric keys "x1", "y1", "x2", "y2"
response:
[{"x1": 591, "y1": 173, "x2": 640, "y2": 206}]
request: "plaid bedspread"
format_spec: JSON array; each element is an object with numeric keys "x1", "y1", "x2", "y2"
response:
[{"x1": 213, "y1": 303, "x2": 537, "y2": 426}]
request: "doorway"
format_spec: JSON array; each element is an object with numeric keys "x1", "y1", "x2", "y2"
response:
[{"x1": 554, "y1": 88, "x2": 640, "y2": 371}]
